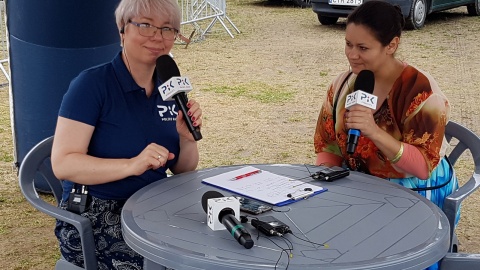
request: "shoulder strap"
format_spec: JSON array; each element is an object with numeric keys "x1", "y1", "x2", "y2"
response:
[{"x1": 333, "y1": 72, "x2": 352, "y2": 126}]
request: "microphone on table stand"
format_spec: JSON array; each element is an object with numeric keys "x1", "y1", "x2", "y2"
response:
[{"x1": 201, "y1": 190, "x2": 254, "y2": 249}]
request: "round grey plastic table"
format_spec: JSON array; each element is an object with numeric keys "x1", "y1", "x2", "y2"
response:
[{"x1": 121, "y1": 164, "x2": 450, "y2": 270}]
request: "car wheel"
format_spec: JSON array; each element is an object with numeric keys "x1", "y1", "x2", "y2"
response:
[
  {"x1": 405, "y1": 0, "x2": 427, "y2": 30},
  {"x1": 317, "y1": 14, "x2": 339, "y2": 25},
  {"x1": 292, "y1": 0, "x2": 312, "y2": 8},
  {"x1": 467, "y1": 0, "x2": 480, "y2": 16}
]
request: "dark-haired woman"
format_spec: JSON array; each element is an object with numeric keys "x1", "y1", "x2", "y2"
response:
[{"x1": 314, "y1": 3, "x2": 458, "y2": 268}]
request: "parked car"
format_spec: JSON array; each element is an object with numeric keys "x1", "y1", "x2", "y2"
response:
[
  {"x1": 311, "y1": 0, "x2": 480, "y2": 29},
  {"x1": 293, "y1": 0, "x2": 312, "y2": 7},
  {"x1": 269, "y1": 0, "x2": 312, "y2": 8}
]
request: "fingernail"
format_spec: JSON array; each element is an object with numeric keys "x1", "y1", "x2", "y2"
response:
[
  {"x1": 193, "y1": 121, "x2": 198, "y2": 126},
  {"x1": 188, "y1": 111, "x2": 192, "y2": 116},
  {"x1": 191, "y1": 116, "x2": 196, "y2": 121}
]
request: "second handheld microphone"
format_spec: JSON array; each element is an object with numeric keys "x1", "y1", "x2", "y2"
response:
[{"x1": 345, "y1": 70, "x2": 377, "y2": 154}]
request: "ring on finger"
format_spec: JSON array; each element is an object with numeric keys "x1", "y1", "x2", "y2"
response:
[{"x1": 157, "y1": 154, "x2": 163, "y2": 160}]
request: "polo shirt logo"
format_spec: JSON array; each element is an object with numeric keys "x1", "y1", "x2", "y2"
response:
[{"x1": 157, "y1": 104, "x2": 178, "y2": 121}]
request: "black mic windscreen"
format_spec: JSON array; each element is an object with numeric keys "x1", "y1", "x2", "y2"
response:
[
  {"x1": 156, "y1": 54, "x2": 181, "y2": 82},
  {"x1": 201, "y1": 190, "x2": 224, "y2": 213},
  {"x1": 354, "y1": 70, "x2": 375, "y2": 94}
]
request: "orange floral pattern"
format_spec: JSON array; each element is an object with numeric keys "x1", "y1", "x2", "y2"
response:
[
  {"x1": 314, "y1": 66, "x2": 450, "y2": 179},
  {"x1": 406, "y1": 92, "x2": 430, "y2": 118}
]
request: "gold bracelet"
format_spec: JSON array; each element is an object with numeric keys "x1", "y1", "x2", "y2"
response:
[{"x1": 389, "y1": 142, "x2": 404, "y2": 164}]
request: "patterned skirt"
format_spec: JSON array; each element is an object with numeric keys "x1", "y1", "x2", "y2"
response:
[{"x1": 55, "y1": 196, "x2": 144, "y2": 270}]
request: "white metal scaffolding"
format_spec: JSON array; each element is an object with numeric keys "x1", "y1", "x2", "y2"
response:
[
  {"x1": 178, "y1": 0, "x2": 240, "y2": 42},
  {"x1": 0, "y1": 1, "x2": 9, "y2": 84}
]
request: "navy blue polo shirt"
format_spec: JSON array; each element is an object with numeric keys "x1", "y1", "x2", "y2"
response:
[{"x1": 59, "y1": 52, "x2": 180, "y2": 201}]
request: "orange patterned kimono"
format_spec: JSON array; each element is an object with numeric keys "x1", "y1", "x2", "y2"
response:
[
  {"x1": 315, "y1": 66, "x2": 460, "y2": 270},
  {"x1": 314, "y1": 66, "x2": 460, "y2": 219},
  {"x1": 314, "y1": 65, "x2": 450, "y2": 179}
]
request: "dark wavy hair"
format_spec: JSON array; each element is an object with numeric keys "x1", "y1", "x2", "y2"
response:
[{"x1": 346, "y1": 0, "x2": 405, "y2": 46}]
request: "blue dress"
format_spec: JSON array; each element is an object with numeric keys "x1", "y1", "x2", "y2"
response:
[
  {"x1": 388, "y1": 157, "x2": 460, "y2": 224},
  {"x1": 389, "y1": 157, "x2": 459, "y2": 270}
]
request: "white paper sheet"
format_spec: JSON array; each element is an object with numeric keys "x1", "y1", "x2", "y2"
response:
[{"x1": 201, "y1": 166, "x2": 326, "y2": 206}]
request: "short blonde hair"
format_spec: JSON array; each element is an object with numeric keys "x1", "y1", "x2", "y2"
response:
[{"x1": 115, "y1": 0, "x2": 181, "y2": 31}]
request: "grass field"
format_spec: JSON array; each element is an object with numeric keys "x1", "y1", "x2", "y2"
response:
[{"x1": 1, "y1": 0, "x2": 480, "y2": 269}]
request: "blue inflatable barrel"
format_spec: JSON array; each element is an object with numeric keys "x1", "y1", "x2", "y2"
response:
[{"x1": 7, "y1": 0, "x2": 121, "y2": 191}]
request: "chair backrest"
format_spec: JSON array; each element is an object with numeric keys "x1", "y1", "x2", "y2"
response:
[
  {"x1": 445, "y1": 121, "x2": 480, "y2": 169},
  {"x1": 18, "y1": 136, "x2": 63, "y2": 203},
  {"x1": 18, "y1": 136, "x2": 97, "y2": 270},
  {"x1": 443, "y1": 121, "x2": 480, "y2": 252}
]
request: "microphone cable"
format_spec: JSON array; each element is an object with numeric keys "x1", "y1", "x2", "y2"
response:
[
  {"x1": 304, "y1": 163, "x2": 314, "y2": 177},
  {"x1": 288, "y1": 231, "x2": 329, "y2": 248},
  {"x1": 288, "y1": 164, "x2": 330, "y2": 188},
  {"x1": 244, "y1": 215, "x2": 329, "y2": 269},
  {"x1": 245, "y1": 216, "x2": 290, "y2": 269},
  {"x1": 304, "y1": 163, "x2": 326, "y2": 181},
  {"x1": 261, "y1": 234, "x2": 293, "y2": 270}
]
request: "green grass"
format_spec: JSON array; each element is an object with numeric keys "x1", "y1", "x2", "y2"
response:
[
  {"x1": 319, "y1": 71, "x2": 329, "y2": 77},
  {"x1": 1, "y1": 1, "x2": 480, "y2": 269},
  {"x1": 202, "y1": 82, "x2": 294, "y2": 103}
]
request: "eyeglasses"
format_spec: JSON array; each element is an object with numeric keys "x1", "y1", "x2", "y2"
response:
[{"x1": 128, "y1": 21, "x2": 178, "y2": 40}]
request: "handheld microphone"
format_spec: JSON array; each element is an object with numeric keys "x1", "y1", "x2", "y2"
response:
[
  {"x1": 156, "y1": 55, "x2": 202, "y2": 141},
  {"x1": 201, "y1": 191, "x2": 254, "y2": 249},
  {"x1": 345, "y1": 70, "x2": 376, "y2": 154}
]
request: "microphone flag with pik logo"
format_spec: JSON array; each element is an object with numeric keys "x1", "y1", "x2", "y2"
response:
[
  {"x1": 345, "y1": 70, "x2": 376, "y2": 154},
  {"x1": 201, "y1": 191, "x2": 254, "y2": 249},
  {"x1": 156, "y1": 55, "x2": 202, "y2": 141}
]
